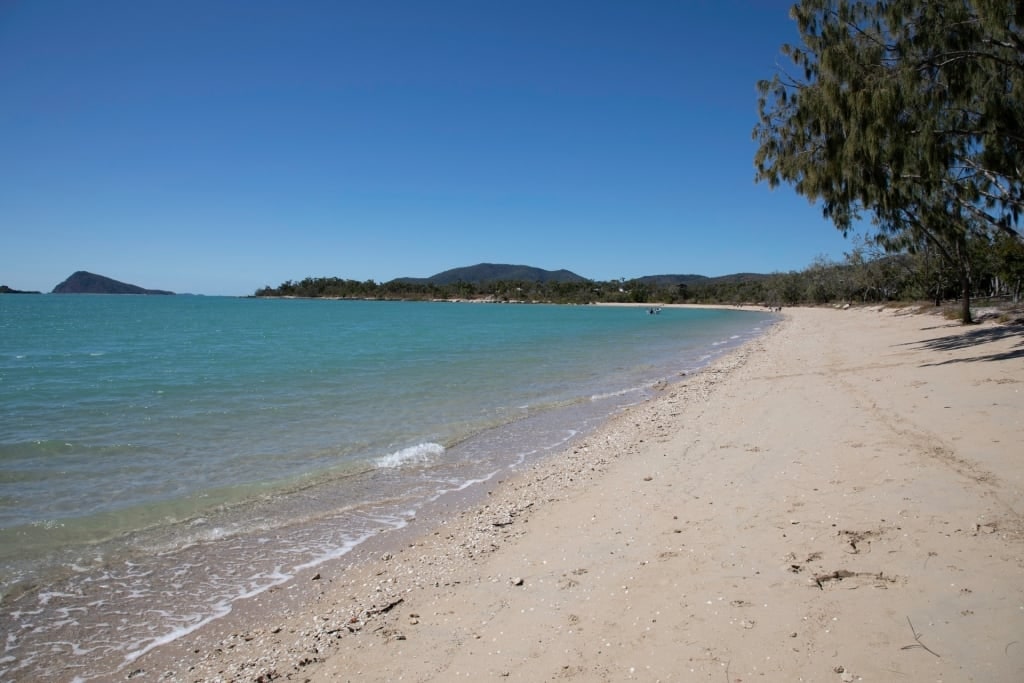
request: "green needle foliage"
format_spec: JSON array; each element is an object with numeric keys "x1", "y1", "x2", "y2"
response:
[{"x1": 754, "y1": 0, "x2": 1024, "y2": 323}]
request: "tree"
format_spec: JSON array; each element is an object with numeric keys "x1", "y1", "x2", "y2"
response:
[
  {"x1": 992, "y1": 229, "x2": 1024, "y2": 301},
  {"x1": 754, "y1": 0, "x2": 1024, "y2": 323}
]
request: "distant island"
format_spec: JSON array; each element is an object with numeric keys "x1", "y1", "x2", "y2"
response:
[
  {"x1": 0, "y1": 285, "x2": 42, "y2": 294},
  {"x1": 52, "y1": 271, "x2": 175, "y2": 295}
]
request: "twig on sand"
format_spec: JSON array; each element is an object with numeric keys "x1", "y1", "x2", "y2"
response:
[
  {"x1": 366, "y1": 597, "x2": 404, "y2": 617},
  {"x1": 900, "y1": 617, "x2": 940, "y2": 657}
]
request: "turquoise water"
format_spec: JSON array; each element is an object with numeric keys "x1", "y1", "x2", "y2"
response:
[{"x1": 0, "y1": 295, "x2": 775, "y2": 681}]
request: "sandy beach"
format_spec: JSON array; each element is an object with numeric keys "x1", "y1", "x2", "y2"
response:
[{"x1": 133, "y1": 305, "x2": 1023, "y2": 683}]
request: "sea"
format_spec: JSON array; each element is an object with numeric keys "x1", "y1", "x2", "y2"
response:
[{"x1": 0, "y1": 295, "x2": 777, "y2": 681}]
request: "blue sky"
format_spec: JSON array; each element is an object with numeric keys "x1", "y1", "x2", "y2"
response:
[{"x1": 1, "y1": 1, "x2": 861, "y2": 296}]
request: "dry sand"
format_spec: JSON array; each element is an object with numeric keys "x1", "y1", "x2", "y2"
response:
[{"x1": 134, "y1": 305, "x2": 1024, "y2": 683}]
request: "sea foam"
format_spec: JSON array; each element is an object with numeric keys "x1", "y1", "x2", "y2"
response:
[{"x1": 375, "y1": 442, "x2": 445, "y2": 468}]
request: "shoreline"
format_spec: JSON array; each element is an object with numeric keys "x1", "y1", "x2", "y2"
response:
[
  {"x1": 3, "y1": 303, "x2": 769, "y2": 683},
  {"x1": 129, "y1": 306, "x2": 1023, "y2": 681}
]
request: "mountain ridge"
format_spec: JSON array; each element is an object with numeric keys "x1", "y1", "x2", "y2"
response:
[
  {"x1": 391, "y1": 263, "x2": 588, "y2": 286},
  {"x1": 389, "y1": 263, "x2": 764, "y2": 287}
]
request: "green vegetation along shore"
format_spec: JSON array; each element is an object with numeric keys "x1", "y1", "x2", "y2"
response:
[{"x1": 254, "y1": 237, "x2": 1023, "y2": 315}]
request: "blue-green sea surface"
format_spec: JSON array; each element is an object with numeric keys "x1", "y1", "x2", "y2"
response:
[{"x1": 0, "y1": 295, "x2": 776, "y2": 681}]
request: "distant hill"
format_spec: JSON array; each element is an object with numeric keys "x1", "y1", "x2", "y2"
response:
[
  {"x1": 52, "y1": 271, "x2": 175, "y2": 295},
  {"x1": 392, "y1": 263, "x2": 588, "y2": 286},
  {"x1": 388, "y1": 264, "x2": 769, "y2": 287},
  {"x1": 0, "y1": 285, "x2": 41, "y2": 294},
  {"x1": 634, "y1": 274, "x2": 711, "y2": 287},
  {"x1": 256, "y1": 264, "x2": 775, "y2": 299},
  {"x1": 636, "y1": 272, "x2": 770, "y2": 287}
]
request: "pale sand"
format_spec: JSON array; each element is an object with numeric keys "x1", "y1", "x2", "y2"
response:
[{"x1": 136, "y1": 306, "x2": 1023, "y2": 683}]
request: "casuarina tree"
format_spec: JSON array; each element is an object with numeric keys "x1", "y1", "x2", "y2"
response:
[{"x1": 754, "y1": 0, "x2": 1023, "y2": 323}]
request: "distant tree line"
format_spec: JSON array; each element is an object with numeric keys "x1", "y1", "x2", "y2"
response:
[{"x1": 253, "y1": 231, "x2": 1024, "y2": 309}]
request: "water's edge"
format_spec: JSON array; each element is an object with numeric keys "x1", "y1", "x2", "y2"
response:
[{"x1": 0, "y1": 301, "x2": 778, "y2": 682}]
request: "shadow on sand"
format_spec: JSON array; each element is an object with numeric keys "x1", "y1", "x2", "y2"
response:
[{"x1": 904, "y1": 322, "x2": 1024, "y2": 365}]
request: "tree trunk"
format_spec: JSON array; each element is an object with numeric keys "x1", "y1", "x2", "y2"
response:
[
  {"x1": 959, "y1": 268, "x2": 973, "y2": 324},
  {"x1": 954, "y1": 237, "x2": 973, "y2": 325}
]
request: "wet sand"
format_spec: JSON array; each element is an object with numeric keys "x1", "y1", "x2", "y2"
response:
[{"x1": 131, "y1": 305, "x2": 1024, "y2": 682}]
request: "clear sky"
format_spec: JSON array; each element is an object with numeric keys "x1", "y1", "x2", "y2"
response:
[{"x1": 1, "y1": 0, "x2": 862, "y2": 296}]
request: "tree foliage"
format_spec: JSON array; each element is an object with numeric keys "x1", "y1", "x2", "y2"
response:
[{"x1": 754, "y1": 0, "x2": 1023, "y2": 322}]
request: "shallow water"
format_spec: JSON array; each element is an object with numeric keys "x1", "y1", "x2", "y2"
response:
[{"x1": 0, "y1": 296, "x2": 776, "y2": 681}]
